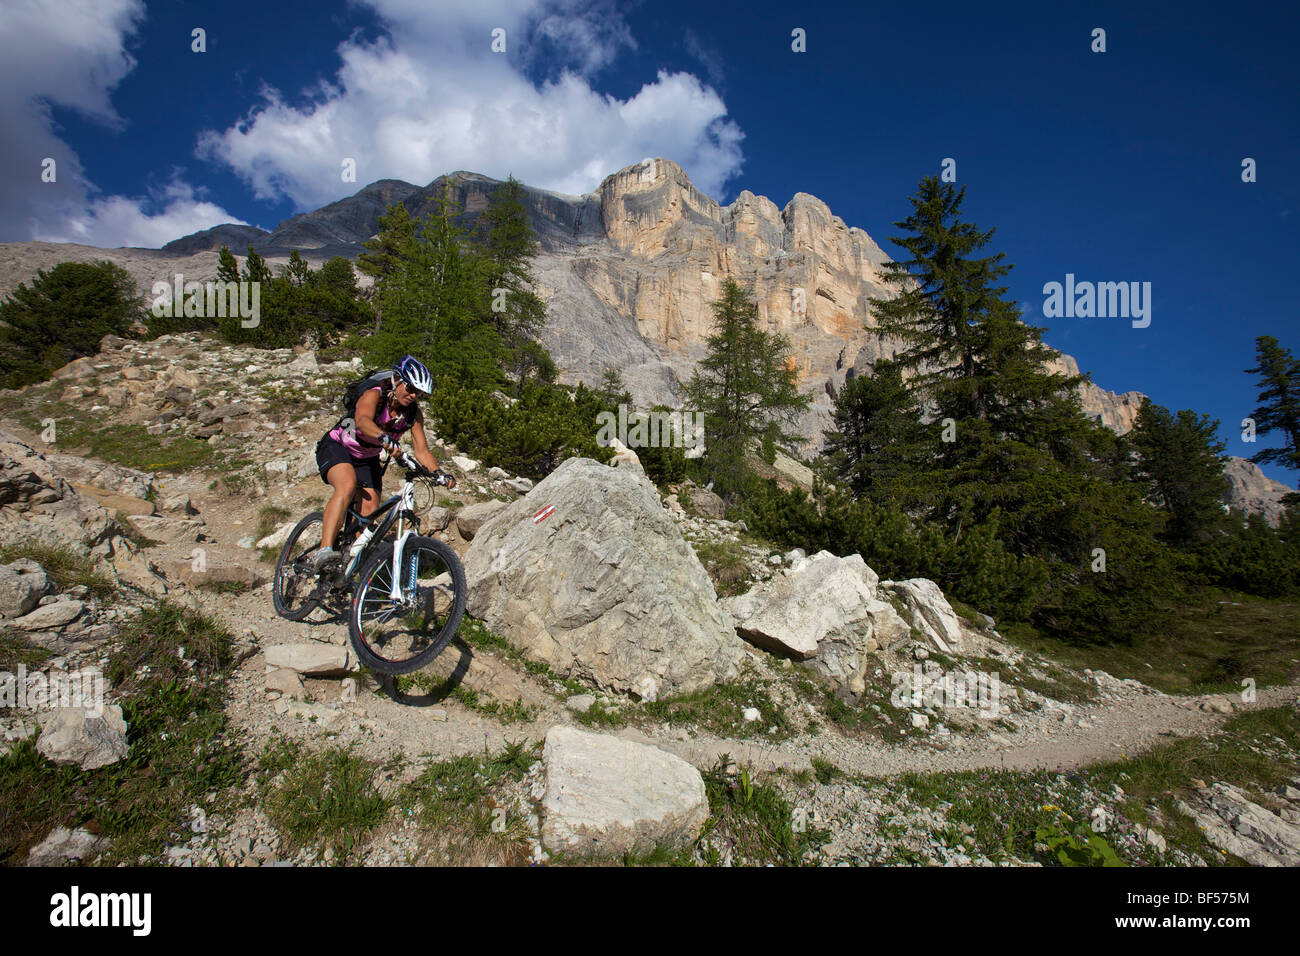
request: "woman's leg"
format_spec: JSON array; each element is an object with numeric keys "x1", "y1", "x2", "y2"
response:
[{"x1": 321, "y1": 462, "x2": 358, "y2": 550}]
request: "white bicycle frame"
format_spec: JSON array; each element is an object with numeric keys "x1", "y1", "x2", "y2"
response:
[{"x1": 387, "y1": 478, "x2": 417, "y2": 601}]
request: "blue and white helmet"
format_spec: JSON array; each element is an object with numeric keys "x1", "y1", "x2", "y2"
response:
[{"x1": 393, "y1": 355, "x2": 432, "y2": 395}]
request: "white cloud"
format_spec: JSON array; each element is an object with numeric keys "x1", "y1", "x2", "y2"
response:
[
  {"x1": 33, "y1": 179, "x2": 250, "y2": 249},
  {"x1": 0, "y1": 0, "x2": 242, "y2": 246},
  {"x1": 198, "y1": 0, "x2": 744, "y2": 209}
]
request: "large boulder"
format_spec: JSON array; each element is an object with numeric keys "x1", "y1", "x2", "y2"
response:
[
  {"x1": 455, "y1": 500, "x2": 507, "y2": 541},
  {"x1": 43, "y1": 454, "x2": 153, "y2": 500},
  {"x1": 464, "y1": 456, "x2": 743, "y2": 698},
  {"x1": 881, "y1": 578, "x2": 966, "y2": 653},
  {"x1": 540, "y1": 726, "x2": 708, "y2": 859},
  {"x1": 723, "y1": 551, "x2": 910, "y2": 692}
]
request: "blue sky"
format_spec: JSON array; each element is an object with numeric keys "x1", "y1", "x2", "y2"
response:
[{"x1": 1, "y1": 0, "x2": 1297, "y2": 484}]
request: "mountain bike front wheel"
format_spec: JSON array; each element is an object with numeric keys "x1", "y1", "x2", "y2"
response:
[{"x1": 348, "y1": 535, "x2": 467, "y2": 674}]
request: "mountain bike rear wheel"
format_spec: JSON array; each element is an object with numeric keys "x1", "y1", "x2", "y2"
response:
[
  {"x1": 348, "y1": 535, "x2": 467, "y2": 674},
  {"x1": 272, "y1": 510, "x2": 326, "y2": 621}
]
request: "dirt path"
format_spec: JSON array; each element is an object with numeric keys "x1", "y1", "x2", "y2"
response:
[{"x1": 212, "y1": 577, "x2": 1300, "y2": 782}]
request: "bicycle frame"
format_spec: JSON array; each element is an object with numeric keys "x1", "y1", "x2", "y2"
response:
[{"x1": 342, "y1": 473, "x2": 420, "y2": 578}]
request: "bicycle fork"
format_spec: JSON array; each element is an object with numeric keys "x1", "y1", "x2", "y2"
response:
[{"x1": 389, "y1": 529, "x2": 414, "y2": 601}]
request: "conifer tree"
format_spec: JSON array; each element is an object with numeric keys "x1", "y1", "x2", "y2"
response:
[
  {"x1": 685, "y1": 278, "x2": 810, "y2": 497},
  {"x1": 823, "y1": 359, "x2": 921, "y2": 498},
  {"x1": 1128, "y1": 398, "x2": 1229, "y2": 546},
  {"x1": 1245, "y1": 335, "x2": 1300, "y2": 472}
]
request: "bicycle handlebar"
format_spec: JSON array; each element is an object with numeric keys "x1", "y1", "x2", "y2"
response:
[{"x1": 393, "y1": 449, "x2": 451, "y2": 485}]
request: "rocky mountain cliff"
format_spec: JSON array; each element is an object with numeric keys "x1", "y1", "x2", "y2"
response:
[{"x1": 0, "y1": 159, "x2": 1293, "y2": 520}]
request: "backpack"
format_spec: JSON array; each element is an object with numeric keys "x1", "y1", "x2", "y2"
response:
[{"x1": 341, "y1": 368, "x2": 396, "y2": 421}]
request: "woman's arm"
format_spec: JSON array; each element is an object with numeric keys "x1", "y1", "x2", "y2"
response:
[{"x1": 353, "y1": 388, "x2": 386, "y2": 444}]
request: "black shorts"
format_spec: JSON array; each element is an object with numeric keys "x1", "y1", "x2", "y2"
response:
[{"x1": 316, "y1": 436, "x2": 385, "y2": 490}]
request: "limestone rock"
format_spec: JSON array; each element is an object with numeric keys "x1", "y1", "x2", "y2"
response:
[
  {"x1": 455, "y1": 500, "x2": 507, "y2": 541},
  {"x1": 450, "y1": 455, "x2": 478, "y2": 473},
  {"x1": 1222, "y1": 457, "x2": 1295, "y2": 528},
  {"x1": 255, "y1": 521, "x2": 295, "y2": 550},
  {"x1": 127, "y1": 514, "x2": 205, "y2": 544},
  {"x1": 27, "y1": 826, "x2": 108, "y2": 866},
  {"x1": 425, "y1": 506, "x2": 453, "y2": 532},
  {"x1": 465, "y1": 456, "x2": 743, "y2": 697},
  {"x1": 540, "y1": 726, "x2": 708, "y2": 859},
  {"x1": 724, "y1": 551, "x2": 908, "y2": 690},
  {"x1": 264, "y1": 644, "x2": 352, "y2": 676},
  {"x1": 12, "y1": 599, "x2": 85, "y2": 631},
  {"x1": 37, "y1": 704, "x2": 130, "y2": 770},
  {"x1": 265, "y1": 668, "x2": 305, "y2": 698},
  {"x1": 1175, "y1": 782, "x2": 1300, "y2": 866},
  {"x1": 0, "y1": 559, "x2": 50, "y2": 618},
  {"x1": 881, "y1": 578, "x2": 966, "y2": 653}
]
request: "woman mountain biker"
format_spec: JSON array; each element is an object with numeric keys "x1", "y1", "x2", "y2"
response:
[{"x1": 310, "y1": 355, "x2": 455, "y2": 569}]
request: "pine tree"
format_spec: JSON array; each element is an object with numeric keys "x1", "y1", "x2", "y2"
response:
[
  {"x1": 243, "y1": 246, "x2": 272, "y2": 284},
  {"x1": 0, "y1": 261, "x2": 142, "y2": 387},
  {"x1": 1128, "y1": 398, "x2": 1229, "y2": 546},
  {"x1": 1245, "y1": 335, "x2": 1300, "y2": 472},
  {"x1": 358, "y1": 202, "x2": 417, "y2": 296},
  {"x1": 870, "y1": 176, "x2": 1009, "y2": 422},
  {"x1": 685, "y1": 278, "x2": 810, "y2": 497},
  {"x1": 823, "y1": 359, "x2": 921, "y2": 498},
  {"x1": 216, "y1": 245, "x2": 240, "y2": 285},
  {"x1": 366, "y1": 186, "x2": 502, "y2": 387}
]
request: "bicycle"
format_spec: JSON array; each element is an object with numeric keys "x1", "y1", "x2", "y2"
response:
[{"x1": 272, "y1": 449, "x2": 467, "y2": 674}]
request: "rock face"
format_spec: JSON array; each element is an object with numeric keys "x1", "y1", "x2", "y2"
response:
[
  {"x1": 723, "y1": 551, "x2": 910, "y2": 693},
  {"x1": 0, "y1": 431, "x2": 120, "y2": 555},
  {"x1": 454, "y1": 500, "x2": 507, "y2": 540},
  {"x1": 1175, "y1": 781, "x2": 1300, "y2": 866},
  {"x1": 37, "y1": 705, "x2": 130, "y2": 770},
  {"x1": 464, "y1": 456, "x2": 743, "y2": 698},
  {"x1": 881, "y1": 579, "x2": 967, "y2": 654},
  {"x1": 539, "y1": 726, "x2": 708, "y2": 859},
  {"x1": 1222, "y1": 457, "x2": 1295, "y2": 527}
]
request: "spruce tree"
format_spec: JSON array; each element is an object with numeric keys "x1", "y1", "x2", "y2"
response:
[
  {"x1": 1245, "y1": 335, "x2": 1300, "y2": 472},
  {"x1": 823, "y1": 359, "x2": 921, "y2": 498},
  {"x1": 1128, "y1": 398, "x2": 1229, "y2": 546},
  {"x1": 685, "y1": 278, "x2": 810, "y2": 497}
]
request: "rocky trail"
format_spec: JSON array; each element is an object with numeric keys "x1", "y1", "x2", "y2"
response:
[{"x1": 3, "y1": 332, "x2": 1299, "y2": 867}]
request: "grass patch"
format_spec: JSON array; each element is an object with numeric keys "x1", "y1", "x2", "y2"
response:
[
  {"x1": 572, "y1": 698, "x2": 627, "y2": 728},
  {"x1": 643, "y1": 678, "x2": 792, "y2": 740},
  {"x1": 692, "y1": 540, "x2": 753, "y2": 597},
  {"x1": 698, "y1": 759, "x2": 829, "y2": 866},
  {"x1": 399, "y1": 740, "x2": 536, "y2": 865},
  {"x1": 259, "y1": 737, "x2": 390, "y2": 862},
  {"x1": 0, "y1": 541, "x2": 116, "y2": 600},
  {"x1": 28, "y1": 405, "x2": 214, "y2": 474},
  {"x1": 1001, "y1": 588, "x2": 1300, "y2": 695},
  {"x1": 0, "y1": 601, "x2": 245, "y2": 865},
  {"x1": 0, "y1": 630, "x2": 53, "y2": 672}
]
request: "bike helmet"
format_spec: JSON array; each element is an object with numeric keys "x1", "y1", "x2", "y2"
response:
[{"x1": 393, "y1": 355, "x2": 432, "y2": 395}]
